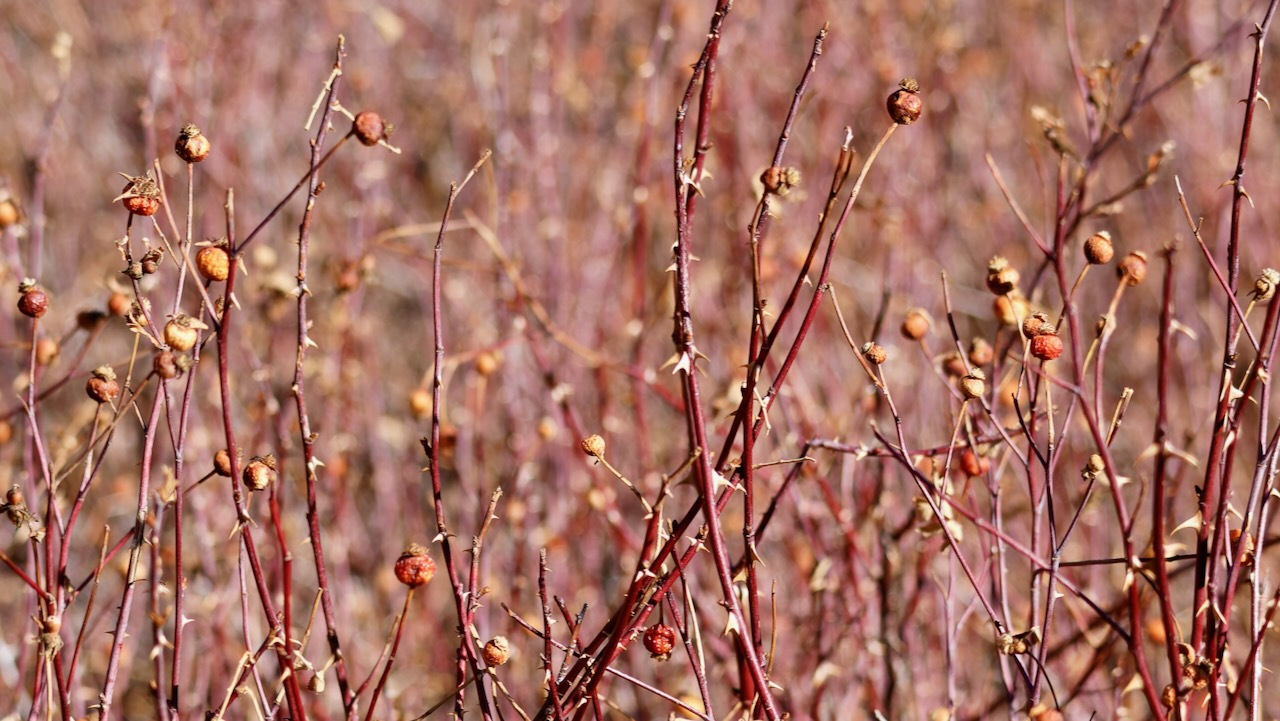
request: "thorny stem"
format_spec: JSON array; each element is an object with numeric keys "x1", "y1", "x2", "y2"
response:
[
  {"x1": 96, "y1": 385, "x2": 165, "y2": 721},
  {"x1": 0, "y1": 324, "x2": 105, "y2": 422},
  {"x1": 741, "y1": 24, "x2": 829, "y2": 683},
  {"x1": 546, "y1": 5, "x2": 738, "y2": 715},
  {"x1": 1051, "y1": 159, "x2": 1162, "y2": 714},
  {"x1": 872, "y1": 367, "x2": 1008, "y2": 633},
  {"x1": 666, "y1": 587, "x2": 714, "y2": 721},
  {"x1": 1150, "y1": 248, "x2": 1184, "y2": 696},
  {"x1": 667, "y1": 2, "x2": 778, "y2": 717},
  {"x1": 287, "y1": 37, "x2": 357, "y2": 717},
  {"x1": 65, "y1": 526, "x2": 109, "y2": 706},
  {"x1": 164, "y1": 159, "x2": 197, "y2": 721},
  {"x1": 426, "y1": 149, "x2": 494, "y2": 720},
  {"x1": 217, "y1": 188, "x2": 310, "y2": 721},
  {"x1": 502, "y1": 602, "x2": 711, "y2": 720},
  {"x1": 539, "y1": 550, "x2": 567, "y2": 721},
  {"x1": 0, "y1": 547, "x2": 44, "y2": 600},
  {"x1": 163, "y1": 333, "x2": 203, "y2": 720},
  {"x1": 1197, "y1": 6, "x2": 1280, "y2": 710},
  {"x1": 551, "y1": 122, "x2": 892, "y2": 719},
  {"x1": 364, "y1": 588, "x2": 415, "y2": 721},
  {"x1": 1175, "y1": 178, "x2": 1260, "y2": 353},
  {"x1": 235, "y1": 135, "x2": 351, "y2": 256}
]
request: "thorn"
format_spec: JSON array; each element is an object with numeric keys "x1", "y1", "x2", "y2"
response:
[{"x1": 673, "y1": 351, "x2": 694, "y2": 375}]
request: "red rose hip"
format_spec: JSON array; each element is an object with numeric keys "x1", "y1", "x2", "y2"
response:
[
  {"x1": 1030, "y1": 334, "x2": 1064, "y2": 361},
  {"x1": 643, "y1": 624, "x2": 677, "y2": 660},
  {"x1": 394, "y1": 543, "x2": 436, "y2": 588},
  {"x1": 17, "y1": 280, "x2": 47, "y2": 318}
]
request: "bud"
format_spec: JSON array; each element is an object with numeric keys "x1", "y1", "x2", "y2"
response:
[
  {"x1": 196, "y1": 243, "x2": 230, "y2": 282},
  {"x1": 164, "y1": 314, "x2": 205, "y2": 352},
  {"x1": 410, "y1": 388, "x2": 432, "y2": 420},
  {"x1": 942, "y1": 352, "x2": 967, "y2": 378},
  {"x1": 141, "y1": 247, "x2": 164, "y2": 275},
  {"x1": 475, "y1": 351, "x2": 501, "y2": 376},
  {"x1": 0, "y1": 194, "x2": 19, "y2": 228},
  {"x1": 35, "y1": 338, "x2": 59, "y2": 366},
  {"x1": 1029, "y1": 706, "x2": 1064, "y2": 721},
  {"x1": 153, "y1": 350, "x2": 180, "y2": 380},
  {"x1": 1231, "y1": 528, "x2": 1255, "y2": 566},
  {"x1": 107, "y1": 292, "x2": 131, "y2": 317},
  {"x1": 996, "y1": 627, "x2": 1040, "y2": 655},
  {"x1": 958, "y1": 449, "x2": 988, "y2": 478}
]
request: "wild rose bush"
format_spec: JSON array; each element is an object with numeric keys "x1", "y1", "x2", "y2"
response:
[{"x1": 2, "y1": 2, "x2": 1279, "y2": 719}]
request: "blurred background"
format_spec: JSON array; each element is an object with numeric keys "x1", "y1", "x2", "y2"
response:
[{"x1": 0, "y1": 0, "x2": 1277, "y2": 718}]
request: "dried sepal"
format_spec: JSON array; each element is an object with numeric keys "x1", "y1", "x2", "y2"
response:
[
  {"x1": 114, "y1": 171, "x2": 162, "y2": 216},
  {"x1": 2, "y1": 484, "x2": 43, "y2": 540},
  {"x1": 913, "y1": 495, "x2": 962, "y2": 541},
  {"x1": 986, "y1": 256, "x2": 1020, "y2": 295},
  {"x1": 1030, "y1": 105, "x2": 1076, "y2": 158},
  {"x1": 996, "y1": 626, "x2": 1040, "y2": 656},
  {"x1": 1081, "y1": 454, "x2": 1106, "y2": 482},
  {"x1": 760, "y1": 166, "x2": 802, "y2": 196},
  {"x1": 1251, "y1": 268, "x2": 1280, "y2": 302}
]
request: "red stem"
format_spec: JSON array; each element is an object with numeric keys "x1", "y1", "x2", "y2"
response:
[{"x1": 364, "y1": 589, "x2": 414, "y2": 721}]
